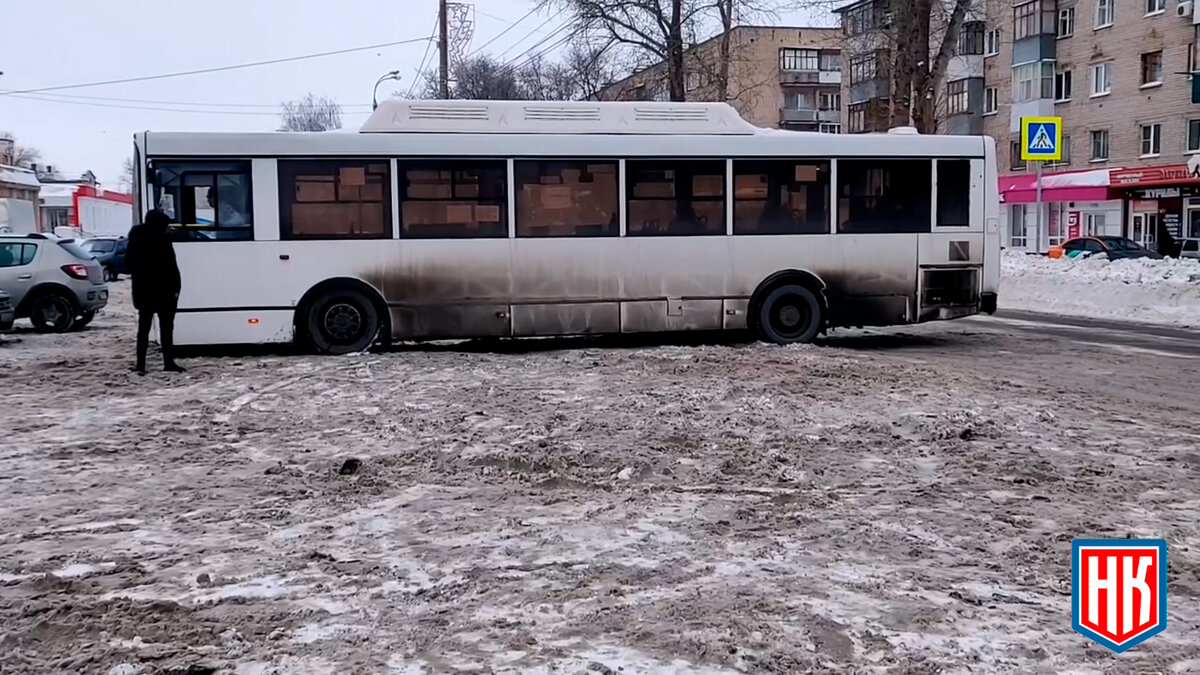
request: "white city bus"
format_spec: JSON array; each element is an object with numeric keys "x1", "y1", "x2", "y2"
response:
[{"x1": 132, "y1": 100, "x2": 999, "y2": 354}]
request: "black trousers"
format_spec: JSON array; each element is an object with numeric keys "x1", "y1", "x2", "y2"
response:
[{"x1": 136, "y1": 299, "x2": 178, "y2": 369}]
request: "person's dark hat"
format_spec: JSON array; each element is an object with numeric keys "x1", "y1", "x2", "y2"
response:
[{"x1": 144, "y1": 209, "x2": 170, "y2": 229}]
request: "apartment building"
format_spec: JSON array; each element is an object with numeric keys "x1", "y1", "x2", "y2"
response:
[
  {"x1": 593, "y1": 26, "x2": 844, "y2": 132},
  {"x1": 834, "y1": 0, "x2": 991, "y2": 134},
  {"x1": 986, "y1": 0, "x2": 1200, "y2": 254}
]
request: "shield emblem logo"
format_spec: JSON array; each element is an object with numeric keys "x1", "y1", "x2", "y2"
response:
[{"x1": 1072, "y1": 538, "x2": 1168, "y2": 653}]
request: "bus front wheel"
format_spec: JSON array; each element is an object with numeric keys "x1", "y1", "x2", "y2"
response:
[
  {"x1": 756, "y1": 283, "x2": 823, "y2": 345},
  {"x1": 302, "y1": 287, "x2": 381, "y2": 355}
]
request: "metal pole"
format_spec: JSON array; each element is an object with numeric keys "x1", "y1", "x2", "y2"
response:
[
  {"x1": 1035, "y1": 160, "x2": 1044, "y2": 250},
  {"x1": 438, "y1": 0, "x2": 450, "y2": 100}
]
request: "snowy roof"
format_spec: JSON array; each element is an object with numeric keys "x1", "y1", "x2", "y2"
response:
[
  {"x1": 39, "y1": 184, "x2": 79, "y2": 199},
  {"x1": 0, "y1": 165, "x2": 41, "y2": 189},
  {"x1": 360, "y1": 100, "x2": 760, "y2": 135}
]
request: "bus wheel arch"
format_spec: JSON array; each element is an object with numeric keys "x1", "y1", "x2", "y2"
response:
[
  {"x1": 749, "y1": 270, "x2": 828, "y2": 345},
  {"x1": 295, "y1": 278, "x2": 390, "y2": 355}
]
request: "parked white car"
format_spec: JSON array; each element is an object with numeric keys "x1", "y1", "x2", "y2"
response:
[{"x1": 1181, "y1": 238, "x2": 1200, "y2": 260}]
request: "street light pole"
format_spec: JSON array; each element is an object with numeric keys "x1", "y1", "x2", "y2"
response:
[{"x1": 372, "y1": 71, "x2": 402, "y2": 111}]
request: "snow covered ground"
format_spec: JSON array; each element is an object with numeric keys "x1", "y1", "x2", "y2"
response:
[
  {"x1": 1001, "y1": 250, "x2": 1200, "y2": 327},
  {"x1": 1, "y1": 285, "x2": 1199, "y2": 674}
]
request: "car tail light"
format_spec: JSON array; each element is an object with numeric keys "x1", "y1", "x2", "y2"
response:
[{"x1": 61, "y1": 264, "x2": 89, "y2": 280}]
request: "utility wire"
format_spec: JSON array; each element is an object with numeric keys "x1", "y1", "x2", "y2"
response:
[
  {"x1": 4, "y1": 92, "x2": 371, "y2": 116},
  {"x1": 0, "y1": 89, "x2": 374, "y2": 109},
  {"x1": 407, "y1": 14, "x2": 442, "y2": 98},
  {"x1": 502, "y1": 20, "x2": 577, "y2": 71},
  {"x1": 467, "y1": 3, "x2": 543, "y2": 57},
  {"x1": 0, "y1": 36, "x2": 434, "y2": 96},
  {"x1": 495, "y1": 12, "x2": 565, "y2": 61}
]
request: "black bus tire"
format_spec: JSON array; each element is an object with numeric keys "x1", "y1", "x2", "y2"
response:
[
  {"x1": 756, "y1": 283, "x2": 823, "y2": 345},
  {"x1": 302, "y1": 287, "x2": 380, "y2": 355}
]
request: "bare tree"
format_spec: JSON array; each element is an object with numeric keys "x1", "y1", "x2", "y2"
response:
[
  {"x1": 552, "y1": 0, "x2": 714, "y2": 101},
  {"x1": 1, "y1": 133, "x2": 43, "y2": 168},
  {"x1": 278, "y1": 94, "x2": 343, "y2": 132},
  {"x1": 119, "y1": 157, "x2": 134, "y2": 193}
]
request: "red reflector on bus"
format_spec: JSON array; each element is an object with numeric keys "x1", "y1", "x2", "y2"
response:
[{"x1": 248, "y1": 318, "x2": 260, "y2": 325}]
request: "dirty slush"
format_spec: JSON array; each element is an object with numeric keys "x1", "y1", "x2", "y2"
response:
[{"x1": 1, "y1": 285, "x2": 1198, "y2": 674}]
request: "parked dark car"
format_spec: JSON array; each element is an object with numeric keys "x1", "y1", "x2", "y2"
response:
[
  {"x1": 1050, "y1": 236, "x2": 1164, "y2": 261},
  {"x1": 81, "y1": 236, "x2": 128, "y2": 281},
  {"x1": 0, "y1": 289, "x2": 14, "y2": 334}
]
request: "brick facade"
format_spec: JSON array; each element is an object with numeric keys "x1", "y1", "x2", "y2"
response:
[{"x1": 593, "y1": 26, "x2": 843, "y2": 132}]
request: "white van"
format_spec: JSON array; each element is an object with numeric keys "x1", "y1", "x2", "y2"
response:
[{"x1": 0, "y1": 198, "x2": 38, "y2": 235}]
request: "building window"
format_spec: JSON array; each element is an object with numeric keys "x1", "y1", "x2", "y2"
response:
[
  {"x1": 1014, "y1": 1, "x2": 1039, "y2": 40},
  {"x1": 1091, "y1": 129, "x2": 1109, "y2": 160},
  {"x1": 1141, "y1": 123, "x2": 1163, "y2": 156},
  {"x1": 819, "y1": 123, "x2": 841, "y2": 134},
  {"x1": 514, "y1": 161, "x2": 618, "y2": 237},
  {"x1": 1055, "y1": 70, "x2": 1072, "y2": 101},
  {"x1": 398, "y1": 160, "x2": 507, "y2": 239},
  {"x1": 837, "y1": 159, "x2": 932, "y2": 233},
  {"x1": 1146, "y1": 0, "x2": 1166, "y2": 14},
  {"x1": 1048, "y1": 136, "x2": 1072, "y2": 167},
  {"x1": 985, "y1": 28, "x2": 1001, "y2": 56},
  {"x1": 1091, "y1": 62, "x2": 1112, "y2": 96},
  {"x1": 784, "y1": 91, "x2": 814, "y2": 109},
  {"x1": 849, "y1": 52, "x2": 882, "y2": 84},
  {"x1": 686, "y1": 72, "x2": 702, "y2": 91},
  {"x1": 819, "y1": 51, "x2": 842, "y2": 71},
  {"x1": 848, "y1": 102, "x2": 867, "y2": 133},
  {"x1": 1141, "y1": 51, "x2": 1163, "y2": 86},
  {"x1": 1096, "y1": 0, "x2": 1115, "y2": 28},
  {"x1": 1188, "y1": 119, "x2": 1200, "y2": 152},
  {"x1": 152, "y1": 160, "x2": 254, "y2": 241},
  {"x1": 780, "y1": 48, "x2": 819, "y2": 71},
  {"x1": 1010, "y1": 205, "x2": 1028, "y2": 248},
  {"x1": 984, "y1": 87, "x2": 998, "y2": 114},
  {"x1": 1058, "y1": 7, "x2": 1075, "y2": 37},
  {"x1": 626, "y1": 160, "x2": 725, "y2": 236},
  {"x1": 957, "y1": 21, "x2": 985, "y2": 55},
  {"x1": 1010, "y1": 140, "x2": 1027, "y2": 170},
  {"x1": 278, "y1": 160, "x2": 388, "y2": 240},
  {"x1": 842, "y1": 3, "x2": 877, "y2": 36},
  {"x1": 1087, "y1": 213, "x2": 1107, "y2": 236},
  {"x1": 1014, "y1": 61, "x2": 1055, "y2": 102},
  {"x1": 946, "y1": 79, "x2": 970, "y2": 115},
  {"x1": 937, "y1": 160, "x2": 971, "y2": 228},
  {"x1": 819, "y1": 91, "x2": 841, "y2": 111},
  {"x1": 732, "y1": 160, "x2": 830, "y2": 235}
]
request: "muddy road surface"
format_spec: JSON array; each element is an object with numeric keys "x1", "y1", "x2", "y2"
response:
[{"x1": 1, "y1": 286, "x2": 1197, "y2": 674}]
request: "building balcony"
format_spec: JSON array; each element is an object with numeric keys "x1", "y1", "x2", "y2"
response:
[
  {"x1": 780, "y1": 69, "x2": 841, "y2": 86},
  {"x1": 780, "y1": 108, "x2": 841, "y2": 124}
]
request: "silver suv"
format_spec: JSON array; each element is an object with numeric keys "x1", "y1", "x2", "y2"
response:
[
  {"x1": 0, "y1": 234, "x2": 108, "y2": 332},
  {"x1": 1181, "y1": 238, "x2": 1200, "y2": 260}
]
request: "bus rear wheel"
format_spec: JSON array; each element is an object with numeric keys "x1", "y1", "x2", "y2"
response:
[
  {"x1": 302, "y1": 288, "x2": 380, "y2": 355},
  {"x1": 756, "y1": 283, "x2": 822, "y2": 345}
]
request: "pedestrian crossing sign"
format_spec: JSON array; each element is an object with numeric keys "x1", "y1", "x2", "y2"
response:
[{"x1": 1021, "y1": 116, "x2": 1062, "y2": 161}]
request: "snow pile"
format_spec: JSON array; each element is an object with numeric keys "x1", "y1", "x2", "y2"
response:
[{"x1": 1000, "y1": 250, "x2": 1200, "y2": 327}]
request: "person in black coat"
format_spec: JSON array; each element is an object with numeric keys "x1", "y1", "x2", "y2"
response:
[{"x1": 125, "y1": 209, "x2": 185, "y2": 374}]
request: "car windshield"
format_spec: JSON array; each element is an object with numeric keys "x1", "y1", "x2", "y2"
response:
[
  {"x1": 84, "y1": 240, "x2": 115, "y2": 253},
  {"x1": 57, "y1": 240, "x2": 96, "y2": 261},
  {"x1": 1101, "y1": 237, "x2": 1141, "y2": 251}
]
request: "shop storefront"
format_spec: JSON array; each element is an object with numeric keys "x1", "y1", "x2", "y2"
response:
[
  {"x1": 1109, "y1": 161, "x2": 1200, "y2": 255},
  {"x1": 998, "y1": 169, "x2": 1122, "y2": 253}
]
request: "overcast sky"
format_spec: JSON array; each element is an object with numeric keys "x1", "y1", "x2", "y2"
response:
[{"x1": 1, "y1": 0, "x2": 828, "y2": 188}]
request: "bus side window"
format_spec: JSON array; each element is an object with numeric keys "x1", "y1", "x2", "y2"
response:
[
  {"x1": 152, "y1": 160, "x2": 254, "y2": 241},
  {"x1": 399, "y1": 160, "x2": 507, "y2": 239},
  {"x1": 626, "y1": 160, "x2": 725, "y2": 236},
  {"x1": 514, "y1": 160, "x2": 618, "y2": 237},
  {"x1": 837, "y1": 159, "x2": 932, "y2": 234},
  {"x1": 279, "y1": 160, "x2": 391, "y2": 240},
  {"x1": 936, "y1": 159, "x2": 971, "y2": 227},
  {"x1": 733, "y1": 160, "x2": 830, "y2": 235}
]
